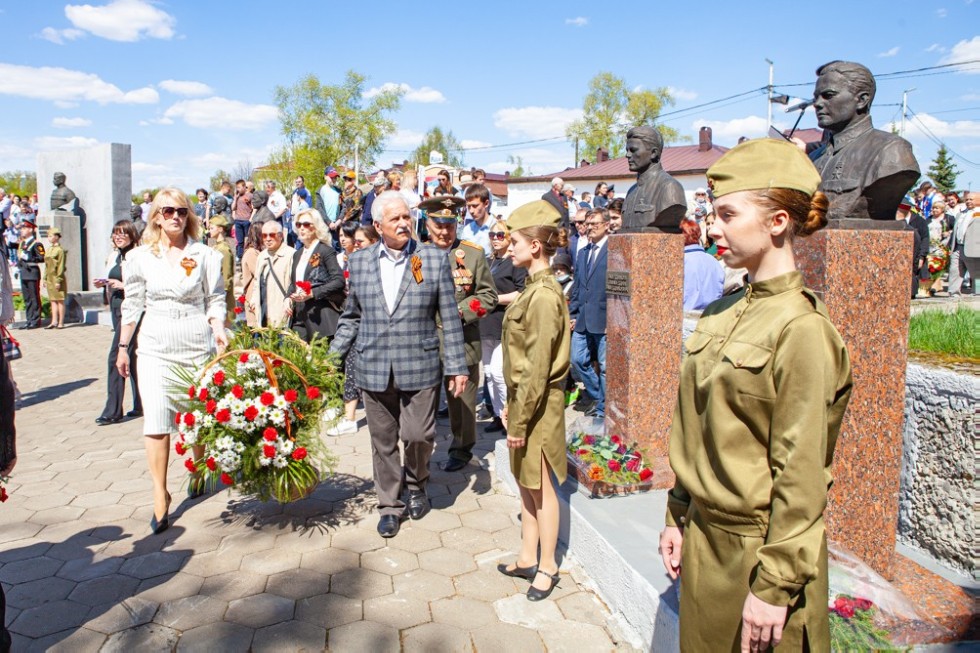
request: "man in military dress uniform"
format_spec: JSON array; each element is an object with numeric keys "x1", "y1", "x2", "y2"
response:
[
  {"x1": 420, "y1": 196, "x2": 498, "y2": 472},
  {"x1": 16, "y1": 218, "x2": 45, "y2": 329}
]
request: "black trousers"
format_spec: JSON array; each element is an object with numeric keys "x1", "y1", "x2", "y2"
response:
[
  {"x1": 0, "y1": 349, "x2": 15, "y2": 653},
  {"x1": 21, "y1": 278, "x2": 41, "y2": 326},
  {"x1": 99, "y1": 307, "x2": 142, "y2": 419}
]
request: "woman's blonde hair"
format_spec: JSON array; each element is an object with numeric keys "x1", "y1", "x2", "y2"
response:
[
  {"x1": 141, "y1": 187, "x2": 200, "y2": 254},
  {"x1": 293, "y1": 207, "x2": 332, "y2": 246}
]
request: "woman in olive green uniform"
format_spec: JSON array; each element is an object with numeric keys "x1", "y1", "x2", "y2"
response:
[
  {"x1": 43, "y1": 227, "x2": 67, "y2": 328},
  {"x1": 497, "y1": 200, "x2": 571, "y2": 602},
  {"x1": 660, "y1": 139, "x2": 853, "y2": 652},
  {"x1": 207, "y1": 215, "x2": 236, "y2": 325}
]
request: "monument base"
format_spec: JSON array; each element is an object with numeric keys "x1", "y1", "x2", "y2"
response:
[
  {"x1": 604, "y1": 231, "x2": 684, "y2": 488},
  {"x1": 794, "y1": 226, "x2": 913, "y2": 577}
]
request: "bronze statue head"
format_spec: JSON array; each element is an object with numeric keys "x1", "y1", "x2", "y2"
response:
[
  {"x1": 625, "y1": 126, "x2": 664, "y2": 173},
  {"x1": 813, "y1": 61, "x2": 876, "y2": 134},
  {"x1": 53, "y1": 172, "x2": 66, "y2": 186}
]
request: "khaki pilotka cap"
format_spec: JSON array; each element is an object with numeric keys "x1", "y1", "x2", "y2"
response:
[
  {"x1": 506, "y1": 200, "x2": 561, "y2": 231},
  {"x1": 209, "y1": 214, "x2": 229, "y2": 228},
  {"x1": 706, "y1": 139, "x2": 821, "y2": 199}
]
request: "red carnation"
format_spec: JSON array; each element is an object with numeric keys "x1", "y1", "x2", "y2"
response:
[
  {"x1": 343, "y1": 270, "x2": 350, "y2": 279},
  {"x1": 272, "y1": 359, "x2": 283, "y2": 368},
  {"x1": 244, "y1": 406, "x2": 259, "y2": 421},
  {"x1": 296, "y1": 280, "x2": 312, "y2": 294},
  {"x1": 198, "y1": 387, "x2": 208, "y2": 401},
  {"x1": 221, "y1": 472, "x2": 234, "y2": 485},
  {"x1": 231, "y1": 385, "x2": 244, "y2": 399},
  {"x1": 234, "y1": 306, "x2": 244, "y2": 315},
  {"x1": 239, "y1": 353, "x2": 250, "y2": 364},
  {"x1": 576, "y1": 448, "x2": 589, "y2": 457},
  {"x1": 283, "y1": 389, "x2": 298, "y2": 403},
  {"x1": 610, "y1": 434, "x2": 622, "y2": 445},
  {"x1": 205, "y1": 457, "x2": 217, "y2": 471},
  {"x1": 639, "y1": 468, "x2": 653, "y2": 481},
  {"x1": 0, "y1": 486, "x2": 7, "y2": 502},
  {"x1": 854, "y1": 598, "x2": 873, "y2": 612},
  {"x1": 263, "y1": 427, "x2": 277, "y2": 442},
  {"x1": 187, "y1": 385, "x2": 196, "y2": 399},
  {"x1": 469, "y1": 298, "x2": 482, "y2": 311},
  {"x1": 625, "y1": 458, "x2": 640, "y2": 472},
  {"x1": 476, "y1": 308, "x2": 487, "y2": 318},
  {"x1": 184, "y1": 458, "x2": 197, "y2": 472},
  {"x1": 583, "y1": 435, "x2": 595, "y2": 445},
  {"x1": 215, "y1": 408, "x2": 231, "y2": 423},
  {"x1": 306, "y1": 387, "x2": 320, "y2": 400},
  {"x1": 175, "y1": 441, "x2": 187, "y2": 456},
  {"x1": 183, "y1": 412, "x2": 196, "y2": 427},
  {"x1": 260, "y1": 392, "x2": 275, "y2": 406},
  {"x1": 213, "y1": 370, "x2": 225, "y2": 385},
  {"x1": 607, "y1": 460, "x2": 621, "y2": 472},
  {"x1": 291, "y1": 447, "x2": 308, "y2": 461},
  {"x1": 175, "y1": 412, "x2": 182, "y2": 426},
  {"x1": 617, "y1": 445, "x2": 627, "y2": 455},
  {"x1": 834, "y1": 597, "x2": 855, "y2": 619},
  {"x1": 205, "y1": 399, "x2": 217, "y2": 414},
  {"x1": 263, "y1": 444, "x2": 276, "y2": 458},
  {"x1": 236, "y1": 295, "x2": 246, "y2": 304}
]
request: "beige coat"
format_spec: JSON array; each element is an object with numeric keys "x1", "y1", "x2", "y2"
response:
[{"x1": 249, "y1": 244, "x2": 295, "y2": 328}]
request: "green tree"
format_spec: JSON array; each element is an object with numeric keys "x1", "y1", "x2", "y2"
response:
[
  {"x1": 565, "y1": 72, "x2": 683, "y2": 162},
  {"x1": 209, "y1": 169, "x2": 231, "y2": 191},
  {"x1": 409, "y1": 126, "x2": 464, "y2": 168},
  {"x1": 274, "y1": 70, "x2": 403, "y2": 185},
  {"x1": 927, "y1": 144, "x2": 960, "y2": 194},
  {"x1": 506, "y1": 154, "x2": 529, "y2": 177},
  {"x1": 0, "y1": 171, "x2": 37, "y2": 198}
]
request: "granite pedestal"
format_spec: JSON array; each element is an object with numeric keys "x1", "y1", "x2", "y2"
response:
[{"x1": 604, "y1": 231, "x2": 684, "y2": 488}]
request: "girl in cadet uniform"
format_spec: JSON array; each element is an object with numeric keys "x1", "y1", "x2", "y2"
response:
[
  {"x1": 43, "y1": 227, "x2": 68, "y2": 328},
  {"x1": 497, "y1": 200, "x2": 571, "y2": 602},
  {"x1": 659, "y1": 139, "x2": 853, "y2": 652}
]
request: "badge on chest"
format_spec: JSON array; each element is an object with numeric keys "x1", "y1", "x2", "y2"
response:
[{"x1": 452, "y1": 249, "x2": 473, "y2": 294}]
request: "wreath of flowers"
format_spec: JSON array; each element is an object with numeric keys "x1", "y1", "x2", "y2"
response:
[
  {"x1": 926, "y1": 240, "x2": 950, "y2": 279},
  {"x1": 173, "y1": 328, "x2": 342, "y2": 503},
  {"x1": 567, "y1": 432, "x2": 654, "y2": 485}
]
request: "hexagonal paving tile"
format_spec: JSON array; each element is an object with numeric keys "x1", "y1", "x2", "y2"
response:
[
  {"x1": 9, "y1": 599, "x2": 90, "y2": 638},
  {"x1": 266, "y1": 568, "x2": 330, "y2": 600},
  {"x1": 68, "y1": 574, "x2": 141, "y2": 607},
  {"x1": 175, "y1": 622, "x2": 255, "y2": 653},
  {"x1": 252, "y1": 620, "x2": 326, "y2": 652},
  {"x1": 538, "y1": 621, "x2": 615, "y2": 651},
  {"x1": 56, "y1": 555, "x2": 124, "y2": 583},
  {"x1": 101, "y1": 623, "x2": 179, "y2": 653},
  {"x1": 70, "y1": 490, "x2": 124, "y2": 509},
  {"x1": 135, "y1": 572, "x2": 205, "y2": 604},
  {"x1": 460, "y1": 509, "x2": 514, "y2": 533},
  {"x1": 431, "y1": 596, "x2": 498, "y2": 630},
  {"x1": 83, "y1": 597, "x2": 159, "y2": 635},
  {"x1": 409, "y1": 509, "x2": 462, "y2": 533},
  {"x1": 392, "y1": 569, "x2": 455, "y2": 602},
  {"x1": 295, "y1": 593, "x2": 362, "y2": 629},
  {"x1": 0, "y1": 555, "x2": 64, "y2": 584},
  {"x1": 471, "y1": 622, "x2": 545, "y2": 652},
  {"x1": 299, "y1": 547, "x2": 360, "y2": 575},
  {"x1": 118, "y1": 550, "x2": 190, "y2": 580},
  {"x1": 181, "y1": 550, "x2": 245, "y2": 578},
  {"x1": 418, "y1": 547, "x2": 477, "y2": 578},
  {"x1": 494, "y1": 593, "x2": 564, "y2": 629},
  {"x1": 240, "y1": 548, "x2": 302, "y2": 576},
  {"x1": 453, "y1": 569, "x2": 521, "y2": 602},
  {"x1": 213, "y1": 531, "x2": 278, "y2": 557},
  {"x1": 556, "y1": 591, "x2": 612, "y2": 627},
  {"x1": 199, "y1": 570, "x2": 268, "y2": 602},
  {"x1": 330, "y1": 527, "x2": 387, "y2": 553},
  {"x1": 28, "y1": 626, "x2": 108, "y2": 652},
  {"x1": 363, "y1": 593, "x2": 432, "y2": 630},
  {"x1": 477, "y1": 493, "x2": 520, "y2": 514},
  {"x1": 30, "y1": 505, "x2": 86, "y2": 525},
  {"x1": 225, "y1": 592, "x2": 295, "y2": 629},
  {"x1": 360, "y1": 548, "x2": 419, "y2": 575},
  {"x1": 327, "y1": 621, "x2": 399, "y2": 652},
  {"x1": 440, "y1": 527, "x2": 496, "y2": 555},
  {"x1": 154, "y1": 595, "x2": 229, "y2": 631},
  {"x1": 5, "y1": 576, "x2": 76, "y2": 610},
  {"x1": 387, "y1": 526, "x2": 442, "y2": 554},
  {"x1": 330, "y1": 568, "x2": 393, "y2": 600},
  {"x1": 402, "y1": 622, "x2": 472, "y2": 653}
]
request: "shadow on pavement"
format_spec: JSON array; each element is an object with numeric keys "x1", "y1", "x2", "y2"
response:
[{"x1": 17, "y1": 378, "x2": 97, "y2": 409}]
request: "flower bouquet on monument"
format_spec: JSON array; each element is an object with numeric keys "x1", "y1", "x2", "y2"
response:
[
  {"x1": 172, "y1": 328, "x2": 342, "y2": 503},
  {"x1": 565, "y1": 417, "x2": 669, "y2": 498}
]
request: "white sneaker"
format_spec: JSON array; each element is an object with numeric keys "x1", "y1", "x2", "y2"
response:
[
  {"x1": 326, "y1": 418, "x2": 358, "y2": 436},
  {"x1": 322, "y1": 407, "x2": 341, "y2": 422}
]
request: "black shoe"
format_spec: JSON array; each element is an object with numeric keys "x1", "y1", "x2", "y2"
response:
[
  {"x1": 95, "y1": 416, "x2": 122, "y2": 425},
  {"x1": 407, "y1": 491, "x2": 430, "y2": 520},
  {"x1": 497, "y1": 562, "x2": 538, "y2": 580},
  {"x1": 377, "y1": 514, "x2": 402, "y2": 538},
  {"x1": 440, "y1": 457, "x2": 469, "y2": 472},
  {"x1": 436, "y1": 407, "x2": 450, "y2": 418},
  {"x1": 125, "y1": 409, "x2": 143, "y2": 418},
  {"x1": 17, "y1": 324, "x2": 37, "y2": 330},
  {"x1": 485, "y1": 417, "x2": 505, "y2": 433},
  {"x1": 150, "y1": 493, "x2": 172, "y2": 535},
  {"x1": 527, "y1": 569, "x2": 561, "y2": 601}
]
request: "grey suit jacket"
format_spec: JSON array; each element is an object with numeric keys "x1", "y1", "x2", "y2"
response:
[{"x1": 330, "y1": 239, "x2": 468, "y2": 392}]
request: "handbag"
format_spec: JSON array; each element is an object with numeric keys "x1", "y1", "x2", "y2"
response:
[{"x1": 1, "y1": 325, "x2": 21, "y2": 361}]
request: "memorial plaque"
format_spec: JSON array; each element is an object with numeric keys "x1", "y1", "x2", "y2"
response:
[{"x1": 606, "y1": 271, "x2": 631, "y2": 297}]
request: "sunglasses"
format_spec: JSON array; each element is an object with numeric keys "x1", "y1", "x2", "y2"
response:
[
  {"x1": 261, "y1": 233, "x2": 280, "y2": 239},
  {"x1": 112, "y1": 231, "x2": 130, "y2": 236},
  {"x1": 295, "y1": 222, "x2": 313, "y2": 228},
  {"x1": 488, "y1": 232, "x2": 508, "y2": 240},
  {"x1": 161, "y1": 206, "x2": 189, "y2": 218}
]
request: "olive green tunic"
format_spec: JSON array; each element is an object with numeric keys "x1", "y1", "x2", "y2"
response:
[
  {"x1": 44, "y1": 243, "x2": 67, "y2": 301},
  {"x1": 212, "y1": 241, "x2": 235, "y2": 323},
  {"x1": 503, "y1": 268, "x2": 570, "y2": 489},
  {"x1": 666, "y1": 271, "x2": 852, "y2": 652}
]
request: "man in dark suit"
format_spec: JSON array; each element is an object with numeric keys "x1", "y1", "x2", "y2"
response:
[
  {"x1": 16, "y1": 218, "x2": 44, "y2": 329},
  {"x1": 568, "y1": 208, "x2": 609, "y2": 418},
  {"x1": 541, "y1": 177, "x2": 569, "y2": 224},
  {"x1": 331, "y1": 193, "x2": 468, "y2": 538},
  {"x1": 897, "y1": 194, "x2": 930, "y2": 298}
]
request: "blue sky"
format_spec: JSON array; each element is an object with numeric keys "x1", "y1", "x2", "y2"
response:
[{"x1": 1, "y1": 0, "x2": 978, "y2": 193}]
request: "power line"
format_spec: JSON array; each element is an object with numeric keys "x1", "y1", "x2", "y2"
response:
[
  {"x1": 773, "y1": 58, "x2": 980, "y2": 88},
  {"x1": 906, "y1": 106, "x2": 980, "y2": 167}
]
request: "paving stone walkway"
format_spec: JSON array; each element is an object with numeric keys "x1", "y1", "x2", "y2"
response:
[{"x1": 1, "y1": 321, "x2": 638, "y2": 652}]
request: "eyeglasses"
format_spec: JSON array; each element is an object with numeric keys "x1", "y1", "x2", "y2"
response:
[
  {"x1": 586, "y1": 221, "x2": 605, "y2": 227},
  {"x1": 261, "y1": 233, "x2": 281, "y2": 240},
  {"x1": 295, "y1": 222, "x2": 313, "y2": 228},
  {"x1": 112, "y1": 231, "x2": 130, "y2": 237},
  {"x1": 573, "y1": 221, "x2": 586, "y2": 226},
  {"x1": 161, "y1": 206, "x2": 189, "y2": 218},
  {"x1": 488, "y1": 232, "x2": 507, "y2": 240}
]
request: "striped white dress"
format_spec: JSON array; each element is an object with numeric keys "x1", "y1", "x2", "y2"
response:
[{"x1": 122, "y1": 242, "x2": 226, "y2": 435}]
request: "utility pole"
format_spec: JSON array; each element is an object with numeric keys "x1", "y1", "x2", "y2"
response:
[
  {"x1": 901, "y1": 87, "x2": 916, "y2": 137},
  {"x1": 574, "y1": 137, "x2": 579, "y2": 167},
  {"x1": 765, "y1": 58, "x2": 774, "y2": 133}
]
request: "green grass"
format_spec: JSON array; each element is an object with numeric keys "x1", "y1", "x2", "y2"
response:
[{"x1": 908, "y1": 307, "x2": 978, "y2": 360}]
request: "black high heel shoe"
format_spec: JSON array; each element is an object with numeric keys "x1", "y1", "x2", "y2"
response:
[
  {"x1": 150, "y1": 492, "x2": 172, "y2": 534},
  {"x1": 187, "y1": 475, "x2": 207, "y2": 500},
  {"x1": 497, "y1": 562, "x2": 538, "y2": 581},
  {"x1": 526, "y1": 569, "x2": 560, "y2": 601}
]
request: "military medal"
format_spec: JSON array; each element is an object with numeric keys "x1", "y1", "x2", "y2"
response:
[
  {"x1": 453, "y1": 250, "x2": 473, "y2": 293},
  {"x1": 180, "y1": 257, "x2": 197, "y2": 277},
  {"x1": 411, "y1": 255, "x2": 423, "y2": 284}
]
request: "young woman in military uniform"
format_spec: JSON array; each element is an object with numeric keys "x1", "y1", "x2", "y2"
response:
[
  {"x1": 497, "y1": 200, "x2": 571, "y2": 601},
  {"x1": 660, "y1": 139, "x2": 853, "y2": 652},
  {"x1": 43, "y1": 227, "x2": 67, "y2": 329}
]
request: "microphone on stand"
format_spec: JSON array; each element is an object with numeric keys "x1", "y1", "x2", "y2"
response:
[{"x1": 784, "y1": 99, "x2": 813, "y2": 112}]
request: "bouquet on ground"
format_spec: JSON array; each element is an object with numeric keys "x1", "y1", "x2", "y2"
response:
[
  {"x1": 567, "y1": 431, "x2": 655, "y2": 487},
  {"x1": 829, "y1": 594, "x2": 893, "y2": 650},
  {"x1": 926, "y1": 241, "x2": 950, "y2": 279},
  {"x1": 173, "y1": 328, "x2": 342, "y2": 503}
]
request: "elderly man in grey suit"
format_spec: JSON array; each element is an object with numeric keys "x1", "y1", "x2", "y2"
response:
[{"x1": 331, "y1": 192, "x2": 469, "y2": 538}]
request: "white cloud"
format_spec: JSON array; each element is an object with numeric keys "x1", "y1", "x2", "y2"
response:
[
  {"x1": 940, "y1": 36, "x2": 980, "y2": 73},
  {"x1": 689, "y1": 115, "x2": 778, "y2": 143},
  {"x1": 936, "y1": 7, "x2": 948, "y2": 17},
  {"x1": 667, "y1": 86, "x2": 698, "y2": 102},
  {"x1": 161, "y1": 97, "x2": 279, "y2": 130},
  {"x1": 0, "y1": 63, "x2": 158, "y2": 104},
  {"x1": 39, "y1": 27, "x2": 84, "y2": 44},
  {"x1": 878, "y1": 46, "x2": 900, "y2": 58},
  {"x1": 484, "y1": 146, "x2": 574, "y2": 177},
  {"x1": 388, "y1": 129, "x2": 426, "y2": 148},
  {"x1": 64, "y1": 0, "x2": 176, "y2": 42},
  {"x1": 904, "y1": 112, "x2": 980, "y2": 139},
  {"x1": 52, "y1": 117, "x2": 92, "y2": 128},
  {"x1": 132, "y1": 161, "x2": 170, "y2": 174},
  {"x1": 54, "y1": 100, "x2": 79, "y2": 109},
  {"x1": 460, "y1": 139, "x2": 492, "y2": 149},
  {"x1": 493, "y1": 106, "x2": 582, "y2": 139},
  {"x1": 34, "y1": 135, "x2": 100, "y2": 150},
  {"x1": 960, "y1": 93, "x2": 980, "y2": 101},
  {"x1": 565, "y1": 17, "x2": 588, "y2": 27},
  {"x1": 159, "y1": 79, "x2": 213, "y2": 97},
  {"x1": 925, "y1": 43, "x2": 946, "y2": 53},
  {"x1": 363, "y1": 82, "x2": 446, "y2": 103}
]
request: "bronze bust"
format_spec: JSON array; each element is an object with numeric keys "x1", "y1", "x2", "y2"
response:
[
  {"x1": 622, "y1": 126, "x2": 686, "y2": 231},
  {"x1": 810, "y1": 61, "x2": 919, "y2": 221},
  {"x1": 50, "y1": 172, "x2": 78, "y2": 211}
]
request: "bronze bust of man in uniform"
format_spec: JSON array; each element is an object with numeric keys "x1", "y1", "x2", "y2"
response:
[
  {"x1": 810, "y1": 61, "x2": 919, "y2": 221},
  {"x1": 622, "y1": 126, "x2": 686, "y2": 231},
  {"x1": 50, "y1": 172, "x2": 78, "y2": 211}
]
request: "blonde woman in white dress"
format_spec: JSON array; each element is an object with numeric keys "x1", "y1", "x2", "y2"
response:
[{"x1": 116, "y1": 188, "x2": 228, "y2": 534}]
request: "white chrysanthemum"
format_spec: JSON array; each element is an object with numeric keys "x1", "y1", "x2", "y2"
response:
[
  {"x1": 259, "y1": 455, "x2": 272, "y2": 467},
  {"x1": 273, "y1": 455, "x2": 288, "y2": 469},
  {"x1": 279, "y1": 439, "x2": 295, "y2": 454}
]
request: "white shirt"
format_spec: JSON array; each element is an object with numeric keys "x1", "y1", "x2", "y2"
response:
[
  {"x1": 587, "y1": 235, "x2": 608, "y2": 267},
  {"x1": 296, "y1": 242, "x2": 316, "y2": 282},
  {"x1": 267, "y1": 190, "x2": 288, "y2": 218},
  {"x1": 140, "y1": 201, "x2": 152, "y2": 221},
  {"x1": 378, "y1": 239, "x2": 412, "y2": 313}
]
